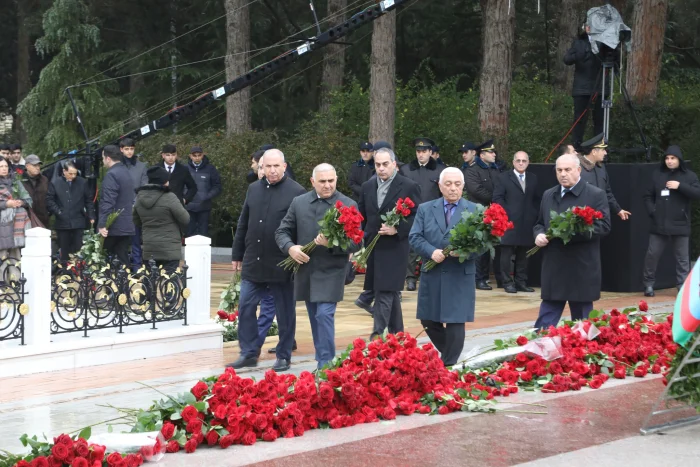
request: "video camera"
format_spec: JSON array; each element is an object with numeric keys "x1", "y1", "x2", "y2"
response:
[{"x1": 585, "y1": 4, "x2": 631, "y2": 64}]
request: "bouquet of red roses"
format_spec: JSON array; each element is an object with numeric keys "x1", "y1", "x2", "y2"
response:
[
  {"x1": 423, "y1": 203, "x2": 513, "y2": 271},
  {"x1": 526, "y1": 205, "x2": 604, "y2": 257},
  {"x1": 353, "y1": 197, "x2": 415, "y2": 271},
  {"x1": 278, "y1": 200, "x2": 364, "y2": 273}
]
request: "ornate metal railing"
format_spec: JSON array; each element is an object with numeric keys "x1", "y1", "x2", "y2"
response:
[
  {"x1": 0, "y1": 254, "x2": 28, "y2": 344},
  {"x1": 51, "y1": 259, "x2": 189, "y2": 337}
]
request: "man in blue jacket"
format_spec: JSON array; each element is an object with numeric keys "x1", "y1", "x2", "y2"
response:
[
  {"x1": 187, "y1": 146, "x2": 222, "y2": 237},
  {"x1": 98, "y1": 145, "x2": 135, "y2": 265}
]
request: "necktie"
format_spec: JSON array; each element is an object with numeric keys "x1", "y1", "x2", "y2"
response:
[
  {"x1": 519, "y1": 173, "x2": 526, "y2": 191},
  {"x1": 562, "y1": 187, "x2": 570, "y2": 197},
  {"x1": 445, "y1": 203, "x2": 456, "y2": 225},
  {"x1": 168, "y1": 166, "x2": 173, "y2": 174}
]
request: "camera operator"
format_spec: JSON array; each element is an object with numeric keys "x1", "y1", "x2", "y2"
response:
[{"x1": 564, "y1": 23, "x2": 603, "y2": 147}]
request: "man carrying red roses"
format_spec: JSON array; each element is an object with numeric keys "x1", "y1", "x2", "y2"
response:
[
  {"x1": 275, "y1": 164, "x2": 362, "y2": 368},
  {"x1": 358, "y1": 148, "x2": 421, "y2": 339},
  {"x1": 533, "y1": 154, "x2": 611, "y2": 329}
]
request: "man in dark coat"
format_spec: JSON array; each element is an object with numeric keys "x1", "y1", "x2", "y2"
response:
[
  {"x1": 229, "y1": 149, "x2": 306, "y2": 372},
  {"x1": 98, "y1": 145, "x2": 136, "y2": 265},
  {"x1": 459, "y1": 142, "x2": 478, "y2": 184},
  {"x1": 492, "y1": 151, "x2": 539, "y2": 293},
  {"x1": 409, "y1": 168, "x2": 478, "y2": 366},
  {"x1": 8, "y1": 144, "x2": 26, "y2": 174},
  {"x1": 159, "y1": 144, "x2": 197, "y2": 206},
  {"x1": 431, "y1": 145, "x2": 446, "y2": 166},
  {"x1": 465, "y1": 140, "x2": 503, "y2": 290},
  {"x1": 348, "y1": 141, "x2": 375, "y2": 201},
  {"x1": 399, "y1": 137, "x2": 445, "y2": 291},
  {"x1": 22, "y1": 155, "x2": 51, "y2": 228},
  {"x1": 120, "y1": 138, "x2": 148, "y2": 270},
  {"x1": 564, "y1": 26, "x2": 603, "y2": 147},
  {"x1": 276, "y1": 163, "x2": 361, "y2": 368},
  {"x1": 642, "y1": 145, "x2": 700, "y2": 296},
  {"x1": 47, "y1": 162, "x2": 95, "y2": 260},
  {"x1": 533, "y1": 153, "x2": 611, "y2": 330},
  {"x1": 578, "y1": 133, "x2": 631, "y2": 221},
  {"x1": 186, "y1": 146, "x2": 222, "y2": 236},
  {"x1": 358, "y1": 147, "x2": 421, "y2": 339}
]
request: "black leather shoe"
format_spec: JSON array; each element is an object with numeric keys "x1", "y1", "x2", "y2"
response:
[
  {"x1": 268, "y1": 341, "x2": 297, "y2": 353},
  {"x1": 226, "y1": 355, "x2": 258, "y2": 369},
  {"x1": 476, "y1": 281, "x2": 492, "y2": 290},
  {"x1": 644, "y1": 286, "x2": 655, "y2": 297},
  {"x1": 504, "y1": 284, "x2": 517, "y2": 293},
  {"x1": 406, "y1": 278, "x2": 417, "y2": 291},
  {"x1": 271, "y1": 358, "x2": 291, "y2": 372},
  {"x1": 515, "y1": 283, "x2": 535, "y2": 293},
  {"x1": 496, "y1": 281, "x2": 504, "y2": 289},
  {"x1": 354, "y1": 298, "x2": 373, "y2": 314}
]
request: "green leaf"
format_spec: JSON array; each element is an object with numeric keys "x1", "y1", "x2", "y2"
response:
[
  {"x1": 181, "y1": 392, "x2": 197, "y2": 405},
  {"x1": 77, "y1": 426, "x2": 91, "y2": 441},
  {"x1": 170, "y1": 412, "x2": 182, "y2": 421},
  {"x1": 588, "y1": 310, "x2": 602, "y2": 319}
]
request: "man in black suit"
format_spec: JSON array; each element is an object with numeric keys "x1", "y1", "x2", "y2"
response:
[
  {"x1": 492, "y1": 151, "x2": 540, "y2": 293},
  {"x1": 159, "y1": 144, "x2": 197, "y2": 205},
  {"x1": 358, "y1": 148, "x2": 421, "y2": 339}
]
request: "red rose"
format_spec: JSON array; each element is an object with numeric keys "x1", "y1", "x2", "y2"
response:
[
  {"x1": 191, "y1": 381, "x2": 209, "y2": 399},
  {"x1": 15, "y1": 461, "x2": 31, "y2": 467},
  {"x1": 515, "y1": 353, "x2": 528, "y2": 363},
  {"x1": 54, "y1": 434, "x2": 73, "y2": 447},
  {"x1": 214, "y1": 404, "x2": 227, "y2": 421},
  {"x1": 241, "y1": 431, "x2": 257, "y2": 446},
  {"x1": 124, "y1": 454, "x2": 142, "y2": 467},
  {"x1": 184, "y1": 438, "x2": 198, "y2": 454},
  {"x1": 516, "y1": 336, "x2": 528, "y2": 346},
  {"x1": 51, "y1": 443, "x2": 69, "y2": 461},
  {"x1": 106, "y1": 452, "x2": 123, "y2": 466},
  {"x1": 181, "y1": 405, "x2": 199, "y2": 422},
  {"x1": 166, "y1": 440, "x2": 180, "y2": 453},
  {"x1": 633, "y1": 367, "x2": 648, "y2": 378},
  {"x1": 319, "y1": 383, "x2": 335, "y2": 401},
  {"x1": 638, "y1": 300, "x2": 649, "y2": 312},
  {"x1": 206, "y1": 430, "x2": 220, "y2": 446},
  {"x1": 217, "y1": 310, "x2": 228, "y2": 319},
  {"x1": 341, "y1": 383, "x2": 356, "y2": 398},
  {"x1": 262, "y1": 428, "x2": 278, "y2": 442},
  {"x1": 353, "y1": 338, "x2": 366, "y2": 350},
  {"x1": 651, "y1": 364, "x2": 661, "y2": 374},
  {"x1": 218, "y1": 434, "x2": 235, "y2": 449},
  {"x1": 228, "y1": 313, "x2": 237, "y2": 322},
  {"x1": 89, "y1": 445, "x2": 106, "y2": 463},
  {"x1": 186, "y1": 418, "x2": 203, "y2": 434},
  {"x1": 253, "y1": 413, "x2": 268, "y2": 431},
  {"x1": 160, "y1": 422, "x2": 175, "y2": 440},
  {"x1": 381, "y1": 407, "x2": 396, "y2": 420},
  {"x1": 613, "y1": 368, "x2": 626, "y2": 379},
  {"x1": 74, "y1": 440, "x2": 89, "y2": 458},
  {"x1": 519, "y1": 371, "x2": 533, "y2": 382},
  {"x1": 589, "y1": 379, "x2": 603, "y2": 389},
  {"x1": 32, "y1": 458, "x2": 50, "y2": 467}
]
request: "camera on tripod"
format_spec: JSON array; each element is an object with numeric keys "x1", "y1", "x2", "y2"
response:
[{"x1": 585, "y1": 4, "x2": 631, "y2": 64}]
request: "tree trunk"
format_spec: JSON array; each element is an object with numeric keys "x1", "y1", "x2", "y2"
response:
[
  {"x1": 16, "y1": 0, "x2": 33, "y2": 142},
  {"x1": 478, "y1": 0, "x2": 516, "y2": 145},
  {"x1": 368, "y1": 11, "x2": 396, "y2": 147},
  {"x1": 225, "y1": 0, "x2": 252, "y2": 135},
  {"x1": 320, "y1": 0, "x2": 347, "y2": 112},
  {"x1": 625, "y1": 0, "x2": 668, "y2": 105},
  {"x1": 552, "y1": 0, "x2": 582, "y2": 93}
]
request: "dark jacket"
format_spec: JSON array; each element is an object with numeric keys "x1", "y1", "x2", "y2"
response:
[
  {"x1": 348, "y1": 159, "x2": 375, "y2": 200},
  {"x1": 358, "y1": 173, "x2": 422, "y2": 291},
  {"x1": 563, "y1": 34, "x2": 602, "y2": 96},
  {"x1": 186, "y1": 156, "x2": 222, "y2": 212},
  {"x1": 399, "y1": 157, "x2": 445, "y2": 202},
  {"x1": 98, "y1": 162, "x2": 135, "y2": 236},
  {"x1": 232, "y1": 176, "x2": 306, "y2": 283},
  {"x1": 643, "y1": 148, "x2": 700, "y2": 236},
  {"x1": 22, "y1": 173, "x2": 51, "y2": 227},
  {"x1": 534, "y1": 181, "x2": 611, "y2": 302},
  {"x1": 159, "y1": 161, "x2": 197, "y2": 205},
  {"x1": 47, "y1": 176, "x2": 95, "y2": 230},
  {"x1": 275, "y1": 190, "x2": 361, "y2": 303},
  {"x1": 123, "y1": 155, "x2": 148, "y2": 190},
  {"x1": 133, "y1": 185, "x2": 190, "y2": 262},
  {"x1": 465, "y1": 157, "x2": 502, "y2": 205},
  {"x1": 577, "y1": 154, "x2": 622, "y2": 215},
  {"x1": 492, "y1": 170, "x2": 540, "y2": 246}
]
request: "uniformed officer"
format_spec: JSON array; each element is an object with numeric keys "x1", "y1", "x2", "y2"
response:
[
  {"x1": 348, "y1": 141, "x2": 375, "y2": 201},
  {"x1": 431, "y1": 145, "x2": 446, "y2": 166}
]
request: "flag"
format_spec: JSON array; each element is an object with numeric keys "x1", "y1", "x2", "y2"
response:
[{"x1": 673, "y1": 259, "x2": 700, "y2": 347}]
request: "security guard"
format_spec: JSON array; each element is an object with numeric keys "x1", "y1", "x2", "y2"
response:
[{"x1": 348, "y1": 141, "x2": 375, "y2": 201}]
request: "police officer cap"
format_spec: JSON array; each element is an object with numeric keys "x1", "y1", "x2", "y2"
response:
[
  {"x1": 580, "y1": 133, "x2": 608, "y2": 154},
  {"x1": 458, "y1": 142, "x2": 477, "y2": 153},
  {"x1": 478, "y1": 139, "x2": 495, "y2": 153},
  {"x1": 360, "y1": 142, "x2": 374, "y2": 151},
  {"x1": 373, "y1": 140, "x2": 393, "y2": 151},
  {"x1": 413, "y1": 137, "x2": 435, "y2": 150}
]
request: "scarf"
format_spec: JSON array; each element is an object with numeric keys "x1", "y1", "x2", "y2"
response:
[{"x1": 0, "y1": 176, "x2": 32, "y2": 247}]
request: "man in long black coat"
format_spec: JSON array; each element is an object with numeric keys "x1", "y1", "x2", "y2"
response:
[
  {"x1": 492, "y1": 151, "x2": 539, "y2": 294},
  {"x1": 229, "y1": 149, "x2": 306, "y2": 372},
  {"x1": 359, "y1": 148, "x2": 421, "y2": 339},
  {"x1": 533, "y1": 154, "x2": 611, "y2": 330},
  {"x1": 399, "y1": 137, "x2": 445, "y2": 291},
  {"x1": 159, "y1": 144, "x2": 197, "y2": 205},
  {"x1": 348, "y1": 141, "x2": 375, "y2": 201}
]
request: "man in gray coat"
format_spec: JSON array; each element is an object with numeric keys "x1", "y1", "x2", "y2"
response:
[
  {"x1": 276, "y1": 163, "x2": 361, "y2": 369},
  {"x1": 120, "y1": 138, "x2": 148, "y2": 269},
  {"x1": 409, "y1": 168, "x2": 478, "y2": 366}
]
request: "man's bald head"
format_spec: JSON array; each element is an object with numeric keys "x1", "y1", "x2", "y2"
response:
[
  {"x1": 513, "y1": 151, "x2": 529, "y2": 174},
  {"x1": 555, "y1": 154, "x2": 581, "y2": 188},
  {"x1": 262, "y1": 149, "x2": 287, "y2": 184}
]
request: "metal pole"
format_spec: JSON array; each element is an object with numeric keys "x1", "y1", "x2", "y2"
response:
[{"x1": 64, "y1": 87, "x2": 90, "y2": 147}]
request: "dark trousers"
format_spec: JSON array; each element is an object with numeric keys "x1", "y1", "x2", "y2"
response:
[
  {"x1": 476, "y1": 248, "x2": 501, "y2": 283},
  {"x1": 406, "y1": 248, "x2": 420, "y2": 280},
  {"x1": 358, "y1": 290, "x2": 375, "y2": 305},
  {"x1": 499, "y1": 245, "x2": 529, "y2": 286},
  {"x1": 535, "y1": 300, "x2": 593, "y2": 330},
  {"x1": 643, "y1": 233, "x2": 690, "y2": 288},
  {"x1": 372, "y1": 291, "x2": 404, "y2": 337},
  {"x1": 238, "y1": 280, "x2": 296, "y2": 361},
  {"x1": 255, "y1": 291, "x2": 276, "y2": 348},
  {"x1": 131, "y1": 227, "x2": 143, "y2": 268},
  {"x1": 421, "y1": 319, "x2": 465, "y2": 367},
  {"x1": 57, "y1": 229, "x2": 84, "y2": 261},
  {"x1": 104, "y1": 235, "x2": 131, "y2": 266},
  {"x1": 187, "y1": 210, "x2": 210, "y2": 237},
  {"x1": 572, "y1": 94, "x2": 604, "y2": 146}
]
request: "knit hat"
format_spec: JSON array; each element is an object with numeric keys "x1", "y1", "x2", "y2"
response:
[{"x1": 147, "y1": 166, "x2": 170, "y2": 185}]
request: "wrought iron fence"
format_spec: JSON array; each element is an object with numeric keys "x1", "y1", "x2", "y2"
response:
[
  {"x1": 0, "y1": 254, "x2": 28, "y2": 344},
  {"x1": 51, "y1": 259, "x2": 189, "y2": 337}
]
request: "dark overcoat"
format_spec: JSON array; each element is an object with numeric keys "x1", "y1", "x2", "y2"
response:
[
  {"x1": 492, "y1": 170, "x2": 540, "y2": 246},
  {"x1": 158, "y1": 161, "x2": 198, "y2": 205},
  {"x1": 399, "y1": 157, "x2": 445, "y2": 202},
  {"x1": 465, "y1": 159, "x2": 501, "y2": 205},
  {"x1": 534, "y1": 181, "x2": 611, "y2": 302},
  {"x1": 232, "y1": 176, "x2": 306, "y2": 283},
  {"x1": 577, "y1": 155, "x2": 622, "y2": 215},
  {"x1": 275, "y1": 190, "x2": 361, "y2": 303},
  {"x1": 358, "y1": 173, "x2": 421, "y2": 291},
  {"x1": 47, "y1": 176, "x2": 95, "y2": 230},
  {"x1": 98, "y1": 162, "x2": 135, "y2": 236},
  {"x1": 348, "y1": 160, "x2": 375, "y2": 200},
  {"x1": 409, "y1": 198, "x2": 478, "y2": 324}
]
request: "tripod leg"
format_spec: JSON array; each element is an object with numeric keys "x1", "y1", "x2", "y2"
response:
[{"x1": 615, "y1": 63, "x2": 651, "y2": 159}]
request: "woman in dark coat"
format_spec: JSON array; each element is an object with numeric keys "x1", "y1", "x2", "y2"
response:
[{"x1": 47, "y1": 162, "x2": 95, "y2": 261}]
